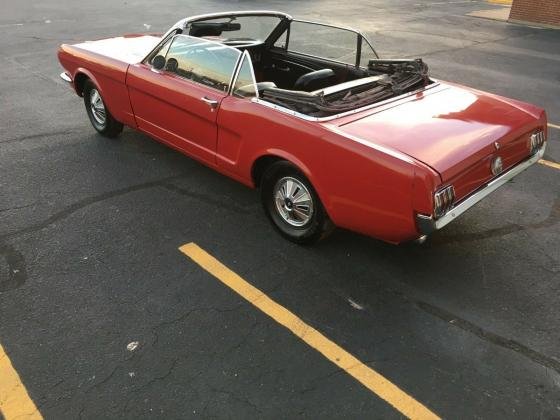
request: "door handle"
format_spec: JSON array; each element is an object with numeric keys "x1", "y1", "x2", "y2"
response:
[
  {"x1": 273, "y1": 64, "x2": 290, "y2": 72},
  {"x1": 201, "y1": 96, "x2": 219, "y2": 110}
]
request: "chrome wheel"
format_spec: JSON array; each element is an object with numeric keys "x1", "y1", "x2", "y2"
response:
[
  {"x1": 89, "y1": 88, "x2": 106, "y2": 126},
  {"x1": 273, "y1": 176, "x2": 314, "y2": 227}
]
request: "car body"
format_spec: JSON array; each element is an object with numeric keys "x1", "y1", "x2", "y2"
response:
[{"x1": 57, "y1": 10, "x2": 547, "y2": 244}]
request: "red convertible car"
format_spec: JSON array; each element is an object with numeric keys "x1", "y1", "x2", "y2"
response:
[{"x1": 58, "y1": 11, "x2": 547, "y2": 244}]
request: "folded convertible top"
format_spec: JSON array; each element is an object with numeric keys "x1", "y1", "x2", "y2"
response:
[{"x1": 261, "y1": 59, "x2": 430, "y2": 117}]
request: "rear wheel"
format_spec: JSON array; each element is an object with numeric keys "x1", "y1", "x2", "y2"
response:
[
  {"x1": 83, "y1": 80, "x2": 123, "y2": 138},
  {"x1": 260, "y1": 161, "x2": 333, "y2": 244}
]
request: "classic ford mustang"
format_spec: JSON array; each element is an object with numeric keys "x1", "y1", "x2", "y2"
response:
[{"x1": 58, "y1": 11, "x2": 547, "y2": 244}]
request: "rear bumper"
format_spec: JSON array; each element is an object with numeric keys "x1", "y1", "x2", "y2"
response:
[{"x1": 416, "y1": 144, "x2": 546, "y2": 235}]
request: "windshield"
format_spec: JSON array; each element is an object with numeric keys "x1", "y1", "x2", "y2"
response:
[{"x1": 186, "y1": 16, "x2": 282, "y2": 43}]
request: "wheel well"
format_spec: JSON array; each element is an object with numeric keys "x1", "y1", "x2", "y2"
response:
[
  {"x1": 74, "y1": 72, "x2": 89, "y2": 96},
  {"x1": 251, "y1": 155, "x2": 284, "y2": 188}
]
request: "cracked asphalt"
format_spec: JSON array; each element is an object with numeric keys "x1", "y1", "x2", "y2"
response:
[{"x1": 1, "y1": 0, "x2": 559, "y2": 418}]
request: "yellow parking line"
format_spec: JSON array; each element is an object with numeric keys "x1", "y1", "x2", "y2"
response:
[
  {"x1": 179, "y1": 243, "x2": 440, "y2": 420},
  {"x1": 549, "y1": 123, "x2": 560, "y2": 130},
  {"x1": 0, "y1": 343, "x2": 43, "y2": 420},
  {"x1": 539, "y1": 159, "x2": 560, "y2": 170},
  {"x1": 487, "y1": 0, "x2": 511, "y2": 4}
]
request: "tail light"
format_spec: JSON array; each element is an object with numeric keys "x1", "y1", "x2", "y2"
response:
[
  {"x1": 529, "y1": 130, "x2": 545, "y2": 155},
  {"x1": 434, "y1": 185, "x2": 455, "y2": 218}
]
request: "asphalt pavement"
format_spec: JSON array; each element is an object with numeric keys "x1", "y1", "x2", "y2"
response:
[{"x1": 1, "y1": 0, "x2": 560, "y2": 418}]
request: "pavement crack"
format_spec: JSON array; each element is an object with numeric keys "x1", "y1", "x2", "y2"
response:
[
  {"x1": 0, "y1": 203, "x2": 36, "y2": 213},
  {"x1": 0, "y1": 130, "x2": 80, "y2": 145},
  {"x1": 137, "y1": 357, "x2": 179, "y2": 391},
  {"x1": 208, "y1": 386, "x2": 262, "y2": 414},
  {"x1": 161, "y1": 182, "x2": 256, "y2": 215},
  {"x1": 87, "y1": 363, "x2": 120, "y2": 393},
  {"x1": 0, "y1": 174, "x2": 186, "y2": 240},
  {"x1": 149, "y1": 306, "x2": 244, "y2": 348},
  {"x1": 416, "y1": 300, "x2": 560, "y2": 375},
  {"x1": 149, "y1": 308, "x2": 200, "y2": 347},
  {"x1": 5, "y1": 56, "x2": 64, "y2": 86}
]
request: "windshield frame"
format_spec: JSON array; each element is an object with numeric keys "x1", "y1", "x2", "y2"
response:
[
  {"x1": 184, "y1": 13, "x2": 286, "y2": 44},
  {"x1": 142, "y1": 12, "x2": 380, "y2": 73}
]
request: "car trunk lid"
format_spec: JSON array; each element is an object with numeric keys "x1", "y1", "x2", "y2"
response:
[{"x1": 331, "y1": 83, "x2": 543, "y2": 200}]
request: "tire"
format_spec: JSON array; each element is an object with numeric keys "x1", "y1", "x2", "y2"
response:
[
  {"x1": 260, "y1": 161, "x2": 334, "y2": 245},
  {"x1": 83, "y1": 80, "x2": 123, "y2": 138}
]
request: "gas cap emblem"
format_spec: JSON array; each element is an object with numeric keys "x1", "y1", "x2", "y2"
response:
[{"x1": 491, "y1": 156, "x2": 503, "y2": 176}]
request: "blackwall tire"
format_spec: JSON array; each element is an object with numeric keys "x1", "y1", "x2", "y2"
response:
[
  {"x1": 83, "y1": 80, "x2": 123, "y2": 138},
  {"x1": 260, "y1": 161, "x2": 334, "y2": 244}
]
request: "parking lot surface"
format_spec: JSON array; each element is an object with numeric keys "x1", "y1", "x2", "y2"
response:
[{"x1": 1, "y1": 0, "x2": 559, "y2": 418}]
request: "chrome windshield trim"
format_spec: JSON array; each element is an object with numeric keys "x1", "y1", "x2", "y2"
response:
[
  {"x1": 184, "y1": 10, "x2": 292, "y2": 25},
  {"x1": 228, "y1": 50, "x2": 259, "y2": 98},
  {"x1": 416, "y1": 145, "x2": 547, "y2": 235},
  {"x1": 60, "y1": 71, "x2": 72, "y2": 83}
]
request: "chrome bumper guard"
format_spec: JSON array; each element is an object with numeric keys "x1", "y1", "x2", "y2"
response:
[
  {"x1": 416, "y1": 145, "x2": 546, "y2": 235},
  {"x1": 60, "y1": 72, "x2": 72, "y2": 83}
]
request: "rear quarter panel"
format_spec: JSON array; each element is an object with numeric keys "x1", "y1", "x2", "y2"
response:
[
  {"x1": 57, "y1": 44, "x2": 136, "y2": 127},
  {"x1": 217, "y1": 97, "x2": 436, "y2": 243}
]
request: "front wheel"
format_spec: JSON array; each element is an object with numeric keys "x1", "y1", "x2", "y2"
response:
[
  {"x1": 260, "y1": 161, "x2": 334, "y2": 244},
  {"x1": 83, "y1": 80, "x2": 123, "y2": 138}
]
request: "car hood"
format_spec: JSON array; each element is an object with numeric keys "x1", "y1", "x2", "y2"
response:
[
  {"x1": 332, "y1": 83, "x2": 542, "y2": 181},
  {"x1": 72, "y1": 34, "x2": 162, "y2": 64}
]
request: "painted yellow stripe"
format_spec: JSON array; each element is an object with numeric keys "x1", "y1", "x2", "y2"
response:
[
  {"x1": 548, "y1": 123, "x2": 560, "y2": 130},
  {"x1": 539, "y1": 159, "x2": 560, "y2": 170},
  {"x1": 487, "y1": 0, "x2": 512, "y2": 4},
  {"x1": 0, "y1": 343, "x2": 43, "y2": 420},
  {"x1": 179, "y1": 243, "x2": 440, "y2": 420}
]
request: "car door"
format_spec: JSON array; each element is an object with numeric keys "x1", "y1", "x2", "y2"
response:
[{"x1": 127, "y1": 35, "x2": 242, "y2": 164}]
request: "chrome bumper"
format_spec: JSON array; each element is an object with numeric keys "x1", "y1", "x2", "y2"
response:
[
  {"x1": 60, "y1": 72, "x2": 72, "y2": 83},
  {"x1": 416, "y1": 145, "x2": 546, "y2": 235}
]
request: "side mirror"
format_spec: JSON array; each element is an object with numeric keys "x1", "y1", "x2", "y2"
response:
[{"x1": 152, "y1": 55, "x2": 166, "y2": 70}]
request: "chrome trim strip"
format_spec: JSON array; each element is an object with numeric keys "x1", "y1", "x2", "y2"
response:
[
  {"x1": 228, "y1": 50, "x2": 259, "y2": 98},
  {"x1": 312, "y1": 75, "x2": 384, "y2": 96},
  {"x1": 60, "y1": 71, "x2": 72, "y2": 83},
  {"x1": 292, "y1": 18, "x2": 362, "y2": 35},
  {"x1": 416, "y1": 145, "x2": 547, "y2": 234},
  {"x1": 327, "y1": 126, "x2": 416, "y2": 164},
  {"x1": 252, "y1": 82, "x2": 441, "y2": 123},
  {"x1": 228, "y1": 51, "x2": 245, "y2": 96}
]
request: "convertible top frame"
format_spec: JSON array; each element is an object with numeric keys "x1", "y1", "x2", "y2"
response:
[{"x1": 143, "y1": 11, "x2": 379, "y2": 68}]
